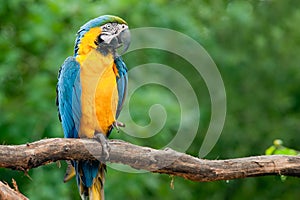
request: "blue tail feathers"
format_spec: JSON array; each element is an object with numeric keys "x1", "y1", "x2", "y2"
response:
[{"x1": 74, "y1": 160, "x2": 100, "y2": 187}]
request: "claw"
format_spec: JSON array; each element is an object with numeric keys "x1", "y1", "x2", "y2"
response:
[
  {"x1": 94, "y1": 133, "x2": 110, "y2": 161},
  {"x1": 112, "y1": 121, "x2": 125, "y2": 132}
]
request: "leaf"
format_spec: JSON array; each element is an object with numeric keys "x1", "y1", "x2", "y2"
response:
[{"x1": 265, "y1": 139, "x2": 299, "y2": 156}]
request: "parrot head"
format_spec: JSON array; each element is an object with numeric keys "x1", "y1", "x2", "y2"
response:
[{"x1": 74, "y1": 15, "x2": 130, "y2": 57}]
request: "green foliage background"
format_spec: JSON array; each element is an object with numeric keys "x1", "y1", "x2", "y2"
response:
[{"x1": 1, "y1": 0, "x2": 300, "y2": 199}]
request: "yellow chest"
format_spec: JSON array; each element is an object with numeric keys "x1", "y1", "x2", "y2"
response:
[{"x1": 78, "y1": 49, "x2": 118, "y2": 138}]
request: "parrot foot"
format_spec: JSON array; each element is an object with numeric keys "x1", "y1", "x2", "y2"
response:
[
  {"x1": 94, "y1": 133, "x2": 110, "y2": 161},
  {"x1": 112, "y1": 121, "x2": 125, "y2": 132}
]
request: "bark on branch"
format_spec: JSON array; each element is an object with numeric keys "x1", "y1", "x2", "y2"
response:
[
  {"x1": 0, "y1": 181, "x2": 28, "y2": 200},
  {"x1": 0, "y1": 138, "x2": 299, "y2": 182}
]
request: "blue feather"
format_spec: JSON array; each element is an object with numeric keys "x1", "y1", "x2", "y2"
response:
[
  {"x1": 74, "y1": 160, "x2": 100, "y2": 187},
  {"x1": 57, "y1": 57, "x2": 99, "y2": 188},
  {"x1": 114, "y1": 56, "x2": 128, "y2": 118},
  {"x1": 57, "y1": 57, "x2": 81, "y2": 138}
]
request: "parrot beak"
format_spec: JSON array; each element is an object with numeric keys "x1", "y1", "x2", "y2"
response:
[
  {"x1": 99, "y1": 24, "x2": 130, "y2": 55},
  {"x1": 117, "y1": 27, "x2": 130, "y2": 55}
]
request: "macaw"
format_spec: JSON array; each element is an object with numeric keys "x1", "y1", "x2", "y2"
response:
[{"x1": 56, "y1": 15, "x2": 130, "y2": 200}]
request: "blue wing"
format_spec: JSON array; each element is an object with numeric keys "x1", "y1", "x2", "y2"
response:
[
  {"x1": 56, "y1": 56, "x2": 81, "y2": 138},
  {"x1": 56, "y1": 57, "x2": 98, "y2": 189},
  {"x1": 114, "y1": 56, "x2": 128, "y2": 119}
]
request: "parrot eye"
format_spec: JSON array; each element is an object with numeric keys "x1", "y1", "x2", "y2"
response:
[
  {"x1": 106, "y1": 23, "x2": 111, "y2": 29},
  {"x1": 102, "y1": 23, "x2": 114, "y2": 32}
]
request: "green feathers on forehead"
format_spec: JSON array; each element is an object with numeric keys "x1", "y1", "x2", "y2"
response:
[{"x1": 80, "y1": 15, "x2": 127, "y2": 30}]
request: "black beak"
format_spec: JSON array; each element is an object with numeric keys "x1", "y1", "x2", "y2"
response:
[{"x1": 117, "y1": 28, "x2": 130, "y2": 55}]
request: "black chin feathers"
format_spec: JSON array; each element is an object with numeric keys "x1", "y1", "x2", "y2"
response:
[{"x1": 95, "y1": 34, "x2": 117, "y2": 57}]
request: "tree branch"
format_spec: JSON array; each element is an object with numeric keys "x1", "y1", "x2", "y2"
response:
[
  {"x1": 0, "y1": 181, "x2": 28, "y2": 200},
  {"x1": 0, "y1": 138, "x2": 299, "y2": 182}
]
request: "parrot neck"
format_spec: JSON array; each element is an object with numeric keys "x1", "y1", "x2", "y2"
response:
[{"x1": 76, "y1": 47, "x2": 115, "y2": 66}]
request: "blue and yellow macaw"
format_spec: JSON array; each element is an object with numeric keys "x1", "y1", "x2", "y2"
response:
[{"x1": 56, "y1": 15, "x2": 130, "y2": 200}]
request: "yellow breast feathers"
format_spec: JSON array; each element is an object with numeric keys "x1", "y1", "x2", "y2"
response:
[{"x1": 78, "y1": 49, "x2": 118, "y2": 138}]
